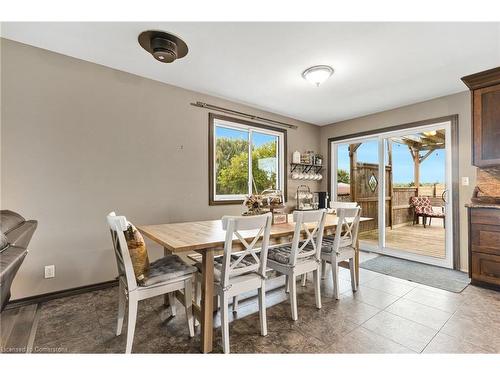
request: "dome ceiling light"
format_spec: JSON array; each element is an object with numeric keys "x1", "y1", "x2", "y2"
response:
[
  {"x1": 423, "y1": 130, "x2": 437, "y2": 137},
  {"x1": 302, "y1": 65, "x2": 334, "y2": 87},
  {"x1": 138, "y1": 30, "x2": 188, "y2": 63}
]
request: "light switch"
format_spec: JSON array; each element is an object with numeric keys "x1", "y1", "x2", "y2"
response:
[{"x1": 462, "y1": 177, "x2": 469, "y2": 186}]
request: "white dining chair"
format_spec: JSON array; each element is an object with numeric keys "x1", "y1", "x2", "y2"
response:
[
  {"x1": 320, "y1": 201, "x2": 359, "y2": 280},
  {"x1": 301, "y1": 202, "x2": 360, "y2": 286},
  {"x1": 330, "y1": 201, "x2": 359, "y2": 209},
  {"x1": 266, "y1": 209, "x2": 327, "y2": 321},
  {"x1": 106, "y1": 212, "x2": 196, "y2": 353},
  {"x1": 320, "y1": 207, "x2": 361, "y2": 299},
  {"x1": 193, "y1": 213, "x2": 272, "y2": 353}
]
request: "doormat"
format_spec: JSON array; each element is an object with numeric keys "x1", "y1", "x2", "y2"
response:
[{"x1": 360, "y1": 255, "x2": 470, "y2": 293}]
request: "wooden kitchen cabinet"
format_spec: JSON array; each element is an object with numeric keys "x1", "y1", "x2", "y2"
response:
[
  {"x1": 462, "y1": 67, "x2": 500, "y2": 167},
  {"x1": 467, "y1": 206, "x2": 500, "y2": 290}
]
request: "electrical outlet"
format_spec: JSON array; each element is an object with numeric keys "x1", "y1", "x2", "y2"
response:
[
  {"x1": 44, "y1": 265, "x2": 55, "y2": 279},
  {"x1": 462, "y1": 177, "x2": 469, "y2": 186}
]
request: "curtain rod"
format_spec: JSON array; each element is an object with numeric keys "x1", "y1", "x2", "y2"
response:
[{"x1": 190, "y1": 101, "x2": 298, "y2": 130}]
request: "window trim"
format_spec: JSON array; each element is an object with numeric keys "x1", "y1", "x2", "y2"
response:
[{"x1": 208, "y1": 113, "x2": 287, "y2": 206}]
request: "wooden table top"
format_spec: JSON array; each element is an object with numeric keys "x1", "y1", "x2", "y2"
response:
[{"x1": 138, "y1": 214, "x2": 373, "y2": 253}]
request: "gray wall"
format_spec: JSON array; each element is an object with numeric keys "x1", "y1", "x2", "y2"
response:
[
  {"x1": 319, "y1": 91, "x2": 474, "y2": 271},
  {"x1": 1, "y1": 39, "x2": 321, "y2": 299},
  {"x1": 1, "y1": 38, "x2": 474, "y2": 300}
]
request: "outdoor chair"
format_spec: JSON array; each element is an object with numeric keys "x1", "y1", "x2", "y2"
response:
[{"x1": 410, "y1": 196, "x2": 445, "y2": 228}]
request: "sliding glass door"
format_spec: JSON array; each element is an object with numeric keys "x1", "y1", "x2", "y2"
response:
[
  {"x1": 331, "y1": 121, "x2": 453, "y2": 268},
  {"x1": 333, "y1": 139, "x2": 381, "y2": 250}
]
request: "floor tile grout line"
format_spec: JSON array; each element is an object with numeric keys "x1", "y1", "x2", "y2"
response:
[
  {"x1": 0, "y1": 308, "x2": 18, "y2": 348},
  {"x1": 26, "y1": 303, "x2": 41, "y2": 353},
  {"x1": 366, "y1": 309, "x2": 438, "y2": 353},
  {"x1": 432, "y1": 306, "x2": 496, "y2": 354},
  {"x1": 20, "y1": 272, "x2": 496, "y2": 354},
  {"x1": 359, "y1": 310, "x2": 420, "y2": 353},
  {"x1": 377, "y1": 284, "x2": 416, "y2": 311},
  {"x1": 379, "y1": 286, "x2": 454, "y2": 333},
  {"x1": 398, "y1": 295, "x2": 462, "y2": 315},
  {"x1": 420, "y1": 308, "x2": 458, "y2": 353}
]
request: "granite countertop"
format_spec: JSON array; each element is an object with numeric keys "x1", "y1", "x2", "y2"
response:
[{"x1": 465, "y1": 203, "x2": 500, "y2": 209}]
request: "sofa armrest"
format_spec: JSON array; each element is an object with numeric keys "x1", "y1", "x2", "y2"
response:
[
  {"x1": 0, "y1": 245, "x2": 28, "y2": 310},
  {"x1": 5, "y1": 220, "x2": 38, "y2": 250}
]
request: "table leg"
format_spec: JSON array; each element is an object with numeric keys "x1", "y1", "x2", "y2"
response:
[
  {"x1": 355, "y1": 238, "x2": 360, "y2": 286},
  {"x1": 200, "y1": 249, "x2": 214, "y2": 353},
  {"x1": 164, "y1": 247, "x2": 172, "y2": 307}
]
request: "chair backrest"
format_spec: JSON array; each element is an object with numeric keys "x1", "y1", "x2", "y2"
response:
[
  {"x1": 106, "y1": 212, "x2": 138, "y2": 291},
  {"x1": 220, "y1": 213, "x2": 273, "y2": 288},
  {"x1": 331, "y1": 207, "x2": 361, "y2": 251},
  {"x1": 330, "y1": 201, "x2": 359, "y2": 209},
  {"x1": 410, "y1": 196, "x2": 432, "y2": 214},
  {"x1": 289, "y1": 209, "x2": 327, "y2": 265}
]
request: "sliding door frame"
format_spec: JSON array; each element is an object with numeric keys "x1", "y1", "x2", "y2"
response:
[{"x1": 327, "y1": 115, "x2": 460, "y2": 270}]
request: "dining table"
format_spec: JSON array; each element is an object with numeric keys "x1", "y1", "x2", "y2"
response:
[{"x1": 138, "y1": 213, "x2": 373, "y2": 353}]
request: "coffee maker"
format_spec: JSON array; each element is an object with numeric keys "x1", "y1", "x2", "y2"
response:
[{"x1": 314, "y1": 192, "x2": 330, "y2": 209}]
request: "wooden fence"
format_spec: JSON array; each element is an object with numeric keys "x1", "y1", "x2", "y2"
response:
[{"x1": 338, "y1": 184, "x2": 445, "y2": 231}]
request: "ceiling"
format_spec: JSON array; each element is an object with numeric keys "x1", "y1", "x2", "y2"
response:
[{"x1": 2, "y1": 22, "x2": 499, "y2": 125}]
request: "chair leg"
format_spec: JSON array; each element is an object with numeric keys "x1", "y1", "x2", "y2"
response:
[
  {"x1": 220, "y1": 294, "x2": 230, "y2": 354},
  {"x1": 423, "y1": 216, "x2": 427, "y2": 228},
  {"x1": 194, "y1": 274, "x2": 201, "y2": 327},
  {"x1": 125, "y1": 293, "x2": 138, "y2": 354},
  {"x1": 116, "y1": 282, "x2": 126, "y2": 336},
  {"x1": 301, "y1": 272, "x2": 307, "y2": 286},
  {"x1": 285, "y1": 275, "x2": 290, "y2": 293},
  {"x1": 168, "y1": 292, "x2": 176, "y2": 316},
  {"x1": 313, "y1": 269, "x2": 321, "y2": 309},
  {"x1": 349, "y1": 258, "x2": 357, "y2": 292},
  {"x1": 289, "y1": 274, "x2": 298, "y2": 321},
  {"x1": 321, "y1": 260, "x2": 327, "y2": 280},
  {"x1": 258, "y1": 284, "x2": 267, "y2": 336},
  {"x1": 429, "y1": 217, "x2": 432, "y2": 227},
  {"x1": 232, "y1": 296, "x2": 239, "y2": 313},
  {"x1": 184, "y1": 279, "x2": 195, "y2": 338},
  {"x1": 332, "y1": 258, "x2": 340, "y2": 300}
]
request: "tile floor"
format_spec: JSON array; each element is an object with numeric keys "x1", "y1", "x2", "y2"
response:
[{"x1": 2, "y1": 267, "x2": 500, "y2": 354}]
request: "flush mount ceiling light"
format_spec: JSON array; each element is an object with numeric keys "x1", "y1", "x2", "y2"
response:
[
  {"x1": 302, "y1": 65, "x2": 334, "y2": 87},
  {"x1": 138, "y1": 30, "x2": 188, "y2": 63},
  {"x1": 423, "y1": 130, "x2": 437, "y2": 136}
]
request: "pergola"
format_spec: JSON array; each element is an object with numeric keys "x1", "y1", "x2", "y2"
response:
[{"x1": 348, "y1": 129, "x2": 446, "y2": 197}]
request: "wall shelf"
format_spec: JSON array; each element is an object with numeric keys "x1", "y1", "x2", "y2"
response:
[{"x1": 290, "y1": 162, "x2": 323, "y2": 173}]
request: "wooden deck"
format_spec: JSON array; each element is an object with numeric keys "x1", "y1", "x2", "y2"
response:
[{"x1": 359, "y1": 218, "x2": 445, "y2": 259}]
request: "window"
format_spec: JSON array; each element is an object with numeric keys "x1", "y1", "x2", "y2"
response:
[{"x1": 209, "y1": 114, "x2": 286, "y2": 205}]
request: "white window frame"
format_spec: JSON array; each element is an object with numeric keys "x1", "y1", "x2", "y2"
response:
[
  {"x1": 330, "y1": 121, "x2": 454, "y2": 269},
  {"x1": 212, "y1": 117, "x2": 285, "y2": 203}
]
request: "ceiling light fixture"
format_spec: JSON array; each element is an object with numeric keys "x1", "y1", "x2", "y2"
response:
[
  {"x1": 302, "y1": 65, "x2": 334, "y2": 87},
  {"x1": 423, "y1": 130, "x2": 437, "y2": 136},
  {"x1": 138, "y1": 30, "x2": 188, "y2": 63}
]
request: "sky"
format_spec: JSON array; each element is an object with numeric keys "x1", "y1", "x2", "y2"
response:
[
  {"x1": 215, "y1": 126, "x2": 278, "y2": 175},
  {"x1": 216, "y1": 126, "x2": 445, "y2": 184},
  {"x1": 337, "y1": 140, "x2": 445, "y2": 184},
  {"x1": 215, "y1": 126, "x2": 276, "y2": 146}
]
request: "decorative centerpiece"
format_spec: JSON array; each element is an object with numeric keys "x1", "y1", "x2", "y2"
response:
[
  {"x1": 262, "y1": 189, "x2": 288, "y2": 225},
  {"x1": 242, "y1": 194, "x2": 267, "y2": 215},
  {"x1": 296, "y1": 185, "x2": 314, "y2": 210},
  {"x1": 242, "y1": 189, "x2": 288, "y2": 224}
]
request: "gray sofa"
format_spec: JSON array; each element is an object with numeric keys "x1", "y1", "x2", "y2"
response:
[{"x1": 0, "y1": 210, "x2": 37, "y2": 311}]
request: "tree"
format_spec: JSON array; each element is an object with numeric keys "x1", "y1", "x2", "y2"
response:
[
  {"x1": 215, "y1": 138, "x2": 248, "y2": 172},
  {"x1": 251, "y1": 142, "x2": 277, "y2": 193},
  {"x1": 215, "y1": 138, "x2": 277, "y2": 195},
  {"x1": 337, "y1": 169, "x2": 350, "y2": 184}
]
